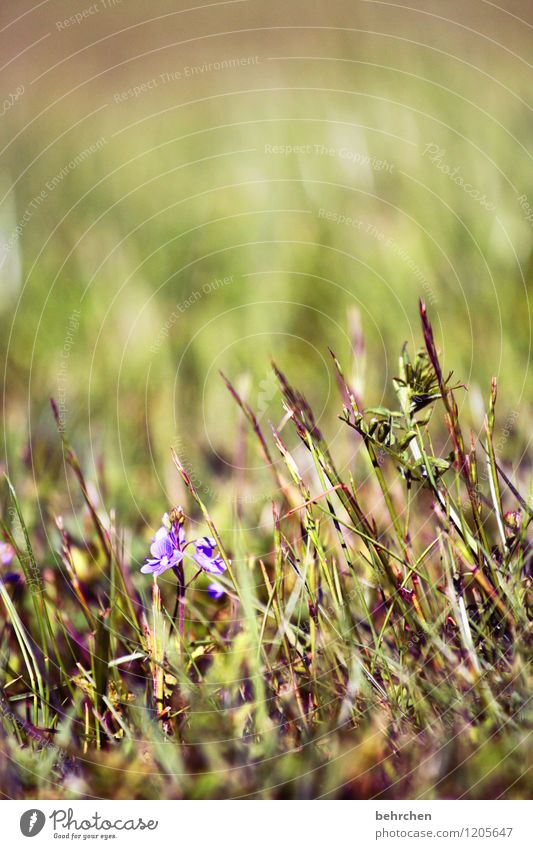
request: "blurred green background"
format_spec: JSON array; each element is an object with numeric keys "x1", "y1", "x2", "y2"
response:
[{"x1": 0, "y1": 0, "x2": 531, "y2": 531}]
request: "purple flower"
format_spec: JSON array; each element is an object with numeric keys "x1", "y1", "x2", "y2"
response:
[
  {"x1": 141, "y1": 527, "x2": 184, "y2": 576},
  {"x1": 141, "y1": 512, "x2": 228, "y2": 578},
  {"x1": 207, "y1": 581, "x2": 225, "y2": 600},
  {"x1": 193, "y1": 537, "x2": 226, "y2": 575}
]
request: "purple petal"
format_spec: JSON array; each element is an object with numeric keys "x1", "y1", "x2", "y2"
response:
[
  {"x1": 140, "y1": 562, "x2": 159, "y2": 575},
  {"x1": 150, "y1": 535, "x2": 174, "y2": 559},
  {"x1": 193, "y1": 549, "x2": 226, "y2": 575},
  {"x1": 195, "y1": 537, "x2": 216, "y2": 557},
  {"x1": 170, "y1": 549, "x2": 184, "y2": 566},
  {"x1": 207, "y1": 581, "x2": 225, "y2": 600}
]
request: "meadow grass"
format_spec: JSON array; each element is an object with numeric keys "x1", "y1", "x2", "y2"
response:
[
  {"x1": 3, "y1": 49, "x2": 532, "y2": 508},
  {"x1": 0, "y1": 302, "x2": 531, "y2": 799}
]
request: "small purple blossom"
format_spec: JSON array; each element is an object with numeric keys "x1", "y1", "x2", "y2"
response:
[
  {"x1": 193, "y1": 537, "x2": 226, "y2": 575},
  {"x1": 141, "y1": 510, "x2": 228, "y2": 578},
  {"x1": 207, "y1": 581, "x2": 225, "y2": 600}
]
